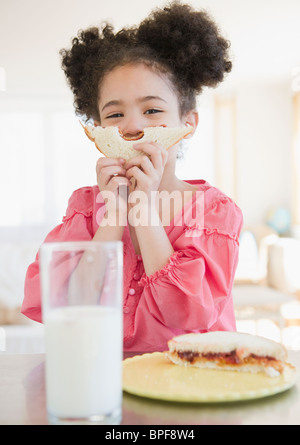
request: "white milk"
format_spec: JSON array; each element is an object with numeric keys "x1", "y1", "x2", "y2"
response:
[{"x1": 45, "y1": 305, "x2": 122, "y2": 420}]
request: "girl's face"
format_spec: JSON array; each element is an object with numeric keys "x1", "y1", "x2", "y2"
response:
[{"x1": 97, "y1": 63, "x2": 184, "y2": 137}]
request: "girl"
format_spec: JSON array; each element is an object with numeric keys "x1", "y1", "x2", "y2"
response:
[{"x1": 22, "y1": 2, "x2": 243, "y2": 352}]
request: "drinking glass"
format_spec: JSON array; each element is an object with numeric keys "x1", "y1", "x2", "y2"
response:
[{"x1": 40, "y1": 241, "x2": 123, "y2": 425}]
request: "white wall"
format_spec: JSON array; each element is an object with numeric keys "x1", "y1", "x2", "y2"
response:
[{"x1": 234, "y1": 82, "x2": 293, "y2": 226}]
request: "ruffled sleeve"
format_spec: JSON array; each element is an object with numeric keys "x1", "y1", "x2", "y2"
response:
[
  {"x1": 137, "y1": 196, "x2": 243, "y2": 332},
  {"x1": 21, "y1": 187, "x2": 96, "y2": 323}
]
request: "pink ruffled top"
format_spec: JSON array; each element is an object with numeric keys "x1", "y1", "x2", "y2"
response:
[{"x1": 22, "y1": 180, "x2": 243, "y2": 352}]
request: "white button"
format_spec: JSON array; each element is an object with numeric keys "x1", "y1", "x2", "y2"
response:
[
  {"x1": 133, "y1": 273, "x2": 139, "y2": 280},
  {"x1": 123, "y1": 306, "x2": 130, "y2": 314},
  {"x1": 128, "y1": 288, "x2": 136, "y2": 296}
]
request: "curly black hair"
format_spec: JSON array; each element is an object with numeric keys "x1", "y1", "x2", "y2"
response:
[{"x1": 60, "y1": 1, "x2": 232, "y2": 122}]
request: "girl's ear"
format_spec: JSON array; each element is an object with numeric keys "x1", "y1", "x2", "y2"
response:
[
  {"x1": 94, "y1": 120, "x2": 101, "y2": 127},
  {"x1": 182, "y1": 110, "x2": 199, "y2": 138}
]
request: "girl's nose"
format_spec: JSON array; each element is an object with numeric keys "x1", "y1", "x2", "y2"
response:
[{"x1": 120, "y1": 118, "x2": 145, "y2": 139}]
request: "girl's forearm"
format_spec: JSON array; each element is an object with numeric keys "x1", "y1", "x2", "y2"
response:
[
  {"x1": 93, "y1": 213, "x2": 126, "y2": 241},
  {"x1": 68, "y1": 213, "x2": 125, "y2": 300},
  {"x1": 133, "y1": 205, "x2": 174, "y2": 276}
]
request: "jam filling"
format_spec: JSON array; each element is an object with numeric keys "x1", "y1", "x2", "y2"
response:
[{"x1": 177, "y1": 350, "x2": 277, "y2": 366}]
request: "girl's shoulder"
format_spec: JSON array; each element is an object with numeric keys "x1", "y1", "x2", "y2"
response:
[
  {"x1": 188, "y1": 179, "x2": 241, "y2": 211},
  {"x1": 185, "y1": 179, "x2": 243, "y2": 239},
  {"x1": 63, "y1": 185, "x2": 99, "y2": 220}
]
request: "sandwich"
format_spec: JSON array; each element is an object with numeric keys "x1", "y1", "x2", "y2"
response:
[
  {"x1": 81, "y1": 123, "x2": 193, "y2": 160},
  {"x1": 166, "y1": 331, "x2": 291, "y2": 377}
]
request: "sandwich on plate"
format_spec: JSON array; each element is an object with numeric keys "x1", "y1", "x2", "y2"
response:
[{"x1": 166, "y1": 331, "x2": 292, "y2": 377}]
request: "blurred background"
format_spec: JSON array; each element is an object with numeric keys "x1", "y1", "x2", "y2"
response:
[{"x1": 1, "y1": 0, "x2": 300, "y2": 352}]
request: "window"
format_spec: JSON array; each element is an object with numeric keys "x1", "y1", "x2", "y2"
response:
[
  {"x1": 0, "y1": 111, "x2": 45, "y2": 226},
  {"x1": 0, "y1": 97, "x2": 97, "y2": 241}
]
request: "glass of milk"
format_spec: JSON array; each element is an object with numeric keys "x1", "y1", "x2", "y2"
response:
[{"x1": 40, "y1": 241, "x2": 123, "y2": 425}]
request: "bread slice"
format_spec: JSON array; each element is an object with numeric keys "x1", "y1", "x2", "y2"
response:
[
  {"x1": 82, "y1": 123, "x2": 193, "y2": 160},
  {"x1": 166, "y1": 331, "x2": 290, "y2": 377}
]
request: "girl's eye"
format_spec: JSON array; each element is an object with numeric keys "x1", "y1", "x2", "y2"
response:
[
  {"x1": 145, "y1": 109, "x2": 162, "y2": 115},
  {"x1": 106, "y1": 113, "x2": 123, "y2": 119}
]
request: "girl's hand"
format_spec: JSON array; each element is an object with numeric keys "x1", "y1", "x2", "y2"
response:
[
  {"x1": 125, "y1": 142, "x2": 168, "y2": 197},
  {"x1": 96, "y1": 157, "x2": 130, "y2": 219}
]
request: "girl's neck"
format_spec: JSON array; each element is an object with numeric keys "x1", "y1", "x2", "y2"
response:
[{"x1": 158, "y1": 154, "x2": 193, "y2": 194}]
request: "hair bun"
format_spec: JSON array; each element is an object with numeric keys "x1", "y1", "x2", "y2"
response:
[
  {"x1": 60, "y1": 1, "x2": 232, "y2": 121},
  {"x1": 136, "y1": 2, "x2": 232, "y2": 92}
]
